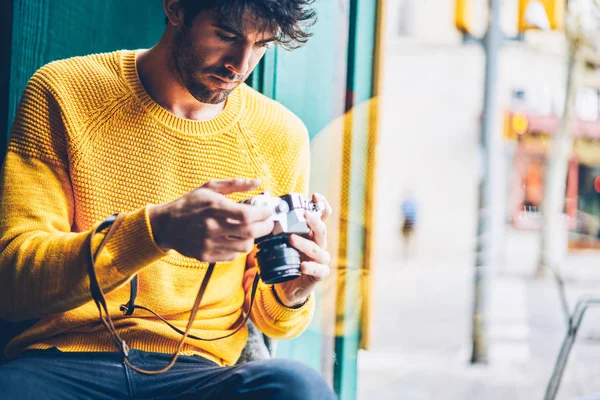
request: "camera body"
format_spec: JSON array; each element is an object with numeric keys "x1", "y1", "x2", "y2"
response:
[{"x1": 241, "y1": 193, "x2": 324, "y2": 284}]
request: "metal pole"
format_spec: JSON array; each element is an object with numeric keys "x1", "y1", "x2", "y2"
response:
[{"x1": 471, "y1": 0, "x2": 503, "y2": 364}]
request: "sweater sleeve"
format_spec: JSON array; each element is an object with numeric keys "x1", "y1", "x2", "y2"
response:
[
  {"x1": 243, "y1": 256, "x2": 315, "y2": 340},
  {"x1": 0, "y1": 71, "x2": 167, "y2": 322}
]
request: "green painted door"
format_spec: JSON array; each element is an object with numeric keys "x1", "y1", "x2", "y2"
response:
[{"x1": 256, "y1": 2, "x2": 351, "y2": 384}]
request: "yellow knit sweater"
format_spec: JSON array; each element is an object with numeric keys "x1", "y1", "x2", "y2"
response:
[{"x1": 0, "y1": 50, "x2": 314, "y2": 366}]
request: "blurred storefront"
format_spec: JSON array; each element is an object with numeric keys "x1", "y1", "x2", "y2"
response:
[{"x1": 504, "y1": 91, "x2": 600, "y2": 250}]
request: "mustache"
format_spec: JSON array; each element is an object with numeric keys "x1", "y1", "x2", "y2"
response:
[{"x1": 205, "y1": 67, "x2": 245, "y2": 82}]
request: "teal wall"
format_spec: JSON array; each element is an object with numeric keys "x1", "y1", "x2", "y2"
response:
[{"x1": 7, "y1": 0, "x2": 164, "y2": 134}]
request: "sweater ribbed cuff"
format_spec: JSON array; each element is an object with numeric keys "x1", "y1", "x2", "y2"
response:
[
  {"x1": 258, "y1": 281, "x2": 314, "y2": 321},
  {"x1": 104, "y1": 206, "x2": 169, "y2": 275}
]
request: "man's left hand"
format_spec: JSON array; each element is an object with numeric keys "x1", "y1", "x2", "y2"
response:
[{"x1": 273, "y1": 193, "x2": 333, "y2": 307}]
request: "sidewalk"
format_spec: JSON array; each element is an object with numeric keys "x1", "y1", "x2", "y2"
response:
[{"x1": 357, "y1": 230, "x2": 600, "y2": 400}]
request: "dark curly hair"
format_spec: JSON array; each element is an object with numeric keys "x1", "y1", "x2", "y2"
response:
[{"x1": 178, "y1": 0, "x2": 317, "y2": 50}]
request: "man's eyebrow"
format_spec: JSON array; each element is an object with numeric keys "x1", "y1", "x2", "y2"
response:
[
  {"x1": 215, "y1": 22, "x2": 243, "y2": 37},
  {"x1": 256, "y1": 36, "x2": 276, "y2": 45},
  {"x1": 215, "y1": 22, "x2": 276, "y2": 44}
]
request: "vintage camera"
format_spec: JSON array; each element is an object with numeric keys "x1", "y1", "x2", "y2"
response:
[{"x1": 241, "y1": 193, "x2": 324, "y2": 285}]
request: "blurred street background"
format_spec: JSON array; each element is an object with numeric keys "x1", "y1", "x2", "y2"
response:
[{"x1": 358, "y1": 1, "x2": 600, "y2": 399}]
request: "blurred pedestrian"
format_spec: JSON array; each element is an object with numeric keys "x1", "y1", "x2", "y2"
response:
[{"x1": 400, "y1": 191, "x2": 418, "y2": 260}]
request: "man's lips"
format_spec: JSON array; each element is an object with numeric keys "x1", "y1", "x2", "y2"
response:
[{"x1": 210, "y1": 75, "x2": 240, "y2": 90}]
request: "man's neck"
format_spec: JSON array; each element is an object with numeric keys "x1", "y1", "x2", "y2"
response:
[{"x1": 136, "y1": 43, "x2": 225, "y2": 121}]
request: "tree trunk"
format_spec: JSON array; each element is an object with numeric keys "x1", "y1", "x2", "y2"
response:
[{"x1": 536, "y1": 46, "x2": 579, "y2": 276}]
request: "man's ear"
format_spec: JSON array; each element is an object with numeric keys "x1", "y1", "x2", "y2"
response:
[{"x1": 163, "y1": 0, "x2": 185, "y2": 27}]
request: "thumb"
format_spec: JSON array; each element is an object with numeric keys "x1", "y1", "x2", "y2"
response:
[{"x1": 202, "y1": 178, "x2": 261, "y2": 195}]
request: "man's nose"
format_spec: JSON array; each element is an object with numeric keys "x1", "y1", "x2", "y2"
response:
[{"x1": 224, "y1": 45, "x2": 253, "y2": 76}]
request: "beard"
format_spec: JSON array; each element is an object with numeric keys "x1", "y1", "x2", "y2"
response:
[{"x1": 171, "y1": 27, "x2": 245, "y2": 105}]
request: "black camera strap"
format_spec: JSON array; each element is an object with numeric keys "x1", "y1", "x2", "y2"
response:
[
  {"x1": 88, "y1": 213, "x2": 260, "y2": 375},
  {"x1": 119, "y1": 274, "x2": 260, "y2": 342},
  {"x1": 121, "y1": 276, "x2": 138, "y2": 316}
]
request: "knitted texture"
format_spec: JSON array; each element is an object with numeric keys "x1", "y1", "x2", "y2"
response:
[{"x1": 0, "y1": 50, "x2": 314, "y2": 366}]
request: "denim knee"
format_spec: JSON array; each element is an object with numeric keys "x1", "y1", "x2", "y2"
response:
[
  {"x1": 238, "y1": 359, "x2": 336, "y2": 400},
  {"x1": 0, "y1": 366, "x2": 45, "y2": 400}
]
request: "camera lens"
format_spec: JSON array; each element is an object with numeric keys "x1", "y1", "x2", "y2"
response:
[{"x1": 255, "y1": 236, "x2": 302, "y2": 285}]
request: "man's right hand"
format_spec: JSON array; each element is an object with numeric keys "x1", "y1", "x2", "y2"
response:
[{"x1": 148, "y1": 178, "x2": 274, "y2": 263}]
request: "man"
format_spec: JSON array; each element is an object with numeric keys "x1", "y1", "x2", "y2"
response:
[{"x1": 0, "y1": 0, "x2": 336, "y2": 398}]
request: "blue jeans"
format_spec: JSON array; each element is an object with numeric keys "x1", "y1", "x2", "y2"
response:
[{"x1": 0, "y1": 348, "x2": 336, "y2": 399}]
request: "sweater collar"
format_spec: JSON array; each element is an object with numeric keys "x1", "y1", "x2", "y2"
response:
[{"x1": 120, "y1": 50, "x2": 243, "y2": 136}]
